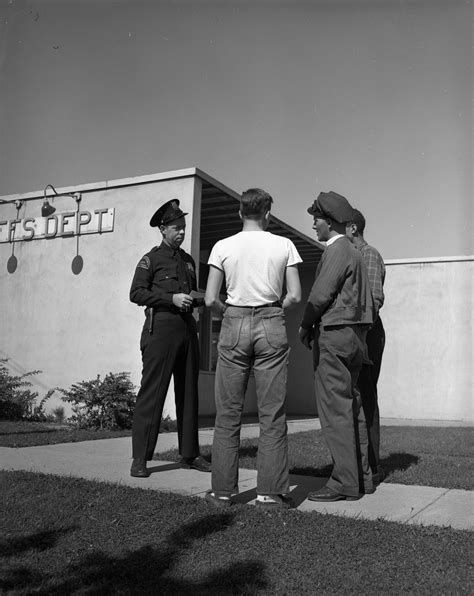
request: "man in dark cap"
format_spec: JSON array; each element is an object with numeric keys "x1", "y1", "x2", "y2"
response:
[
  {"x1": 129, "y1": 199, "x2": 210, "y2": 477},
  {"x1": 346, "y1": 208, "x2": 386, "y2": 486},
  {"x1": 299, "y1": 191, "x2": 375, "y2": 501}
]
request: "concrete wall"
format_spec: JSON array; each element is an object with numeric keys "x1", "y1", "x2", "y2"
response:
[
  {"x1": 2, "y1": 175, "x2": 472, "y2": 424},
  {"x1": 198, "y1": 257, "x2": 474, "y2": 423},
  {"x1": 0, "y1": 173, "x2": 200, "y2": 418},
  {"x1": 378, "y1": 258, "x2": 472, "y2": 422}
]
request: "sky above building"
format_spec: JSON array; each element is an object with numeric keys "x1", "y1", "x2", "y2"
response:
[{"x1": 0, "y1": 0, "x2": 472, "y2": 259}]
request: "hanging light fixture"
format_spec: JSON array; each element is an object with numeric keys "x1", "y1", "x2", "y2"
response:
[
  {"x1": 42, "y1": 184, "x2": 58, "y2": 216},
  {"x1": 42, "y1": 185, "x2": 85, "y2": 274},
  {"x1": 7, "y1": 200, "x2": 23, "y2": 273},
  {"x1": 2, "y1": 185, "x2": 86, "y2": 274},
  {"x1": 71, "y1": 192, "x2": 83, "y2": 274}
]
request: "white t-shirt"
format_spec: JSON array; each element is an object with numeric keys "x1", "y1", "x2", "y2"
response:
[{"x1": 208, "y1": 231, "x2": 302, "y2": 306}]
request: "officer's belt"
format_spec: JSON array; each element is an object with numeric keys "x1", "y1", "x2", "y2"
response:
[{"x1": 146, "y1": 306, "x2": 194, "y2": 315}]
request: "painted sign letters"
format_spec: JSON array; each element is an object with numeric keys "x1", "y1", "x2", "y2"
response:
[{"x1": 0, "y1": 208, "x2": 115, "y2": 243}]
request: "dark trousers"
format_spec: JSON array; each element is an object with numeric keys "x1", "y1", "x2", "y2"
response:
[
  {"x1": 132, "y1": 312, "x2": 200, "y2": 461},
  {"x1": 314, "y1": 325, "x2": 372, "y2": 497},
  {"x1": 357, "y1": 317, "x2": 385, "y2": 473}
]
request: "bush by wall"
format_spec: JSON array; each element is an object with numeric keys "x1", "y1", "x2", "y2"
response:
[
  {"x1": 59, "y1": 372, "x2": 136, "y2": 430},
  {"x1": 0, "y1": 359, "x2": 53, "y2": 420}
]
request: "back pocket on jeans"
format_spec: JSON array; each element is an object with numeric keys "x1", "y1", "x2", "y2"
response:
[
  {"x1": 262, "y1": 316, "x2": 288, "y2": 350},
  {"x1": 218, "y1": 316, "x2": 243, "y2": 349}
]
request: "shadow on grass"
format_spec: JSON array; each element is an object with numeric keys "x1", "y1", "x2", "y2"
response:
[
  {"x1": 379, "y1": 452, "x2": 420, "y2": 477},
  {"x1": 288, "y1": 452, "x2": 420, "y2": 481},
  {"x1": 0, "y1": 527, "x2": 78, "y2": 558},
  {"x1": 240, "y1": 443, "x2": 333, "y2": 479},
  {"x1": 2, "y1": 513, "x2": 267, "y2": 595}
]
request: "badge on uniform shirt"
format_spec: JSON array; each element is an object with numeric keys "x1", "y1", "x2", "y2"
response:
[
  {"x1": 186, "y1": 262, "x2": 194, "y2": 273},
  {"x1": 137, "y1": 256, "x2": 151, "y2": 270}
]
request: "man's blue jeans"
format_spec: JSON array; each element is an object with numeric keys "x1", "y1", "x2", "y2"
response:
[{"x1": 212, "y1": 305, "x2": 290, "y2": 497}]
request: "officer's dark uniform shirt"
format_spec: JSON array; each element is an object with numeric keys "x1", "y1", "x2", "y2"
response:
[{"x1": 130, "y1": 242, "x2": 197, "y2": 310}]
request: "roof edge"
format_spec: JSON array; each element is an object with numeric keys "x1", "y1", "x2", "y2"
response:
[
  {"x1": 0, "y1": 167, "x2": 202, "y2": 202},
  {"x1": 385, "y1": 255, "x2": 473, "y2": 265}
]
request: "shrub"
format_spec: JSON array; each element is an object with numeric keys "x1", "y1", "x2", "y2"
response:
[
  {"x1": 0, "y1": 359, "x2": 53, "y2": 420},
  {"x1": 160, "y1": 415, "x2": 177, "y2": 432},
  {"x1": 59, "y1": 372, "x2": 136, "y2": 430},
  {"x1": 52, "y1": 406, "x2": 66, "y2": 424}
]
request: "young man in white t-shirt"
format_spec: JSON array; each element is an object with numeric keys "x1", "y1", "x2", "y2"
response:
[{"x1": 204, "y1": 188, "x2": 302, "y2": 509}]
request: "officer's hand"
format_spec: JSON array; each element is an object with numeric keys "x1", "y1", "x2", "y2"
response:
[
  {"x1": 299, "y1": 326, "x2": 314, "y2": 350},
  {"x1": 173, "y1": 293, "x2": 193, "y2": 311}
]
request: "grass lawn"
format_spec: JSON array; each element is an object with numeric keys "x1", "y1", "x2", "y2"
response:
[
  {"x1": 1, "y1": 471, "x2": 472, "y2": 595},
  {"x1": 2, "y1": 421, "x2": 472, "y2": 490},
  {"x1": 0, "y1": 420, "x2": 131, "y2": 448},
  {"x1": 156, "y1": 426, "x2": 474, "y2": 491}
]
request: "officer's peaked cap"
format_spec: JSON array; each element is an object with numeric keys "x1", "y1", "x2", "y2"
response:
[
  {"x1": 150, "y1": 199, "x2": 188, "y2": 227},
  {"x1": 307, "y1": 191, "x2": 355, "y2": 224}
]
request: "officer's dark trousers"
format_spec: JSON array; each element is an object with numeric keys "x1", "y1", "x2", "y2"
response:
[
  {"x1": 132, "y1": 312, "x2": 200, "y2": 461},
  {"x1": 314, "y1": 325, "x2": 372, "y2": 497},
  {"x1": 357, "y1": 317, "x2": 385, "y2": 474}
]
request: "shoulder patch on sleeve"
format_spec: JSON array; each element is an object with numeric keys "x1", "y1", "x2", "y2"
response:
[{"x1": 137, "y1": 255, "x2": 151, "y2": 270}]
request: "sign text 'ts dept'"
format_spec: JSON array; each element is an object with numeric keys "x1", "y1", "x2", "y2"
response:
[{"x1": 0, "y1": 208, "x2": 115, "y2": 243}]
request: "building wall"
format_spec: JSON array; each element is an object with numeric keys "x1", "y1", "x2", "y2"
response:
[
  {"x1": 2, "y1": 176, "x2": 472, "y2": 423},
  {"x1": 378, "y1": 258, "x2": 472, "y2": 422},
  {"x1": 199, "y1": 258, "x2": 474, "y2": 423},
  {"x1": 0, "y1": 174, "x2": 200, "y2": 418}
]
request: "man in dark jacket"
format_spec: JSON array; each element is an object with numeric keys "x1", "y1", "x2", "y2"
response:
[
  {"x1": 129, "y1": 199, "x2": 210, "y2": 478},
  {"x1": 299, "y1": 191, "x2": 374, "y2": 501},
  {"x1": 346, "y1": 209, "x2": 386, "y2": 485}
]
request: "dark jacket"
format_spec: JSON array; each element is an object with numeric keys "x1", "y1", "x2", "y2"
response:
[
  {"x1": 130, "y1": 242, "x2": 197, "y2": 309},
  {"x1": 301, "y1": 236, "x2": 374, "y2": 329}
]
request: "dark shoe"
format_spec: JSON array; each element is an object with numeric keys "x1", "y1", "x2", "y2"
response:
[
  {"x1": 307, "y1": 486, "x2": 361, "y2": 502},
  {"x1": 130, "y1": 458, "x2": 149, "y2": 478},
  {"x1": 373, "y1": 468, "x2": 386, "y2": 487},
  {"x1": 364, "y1": 486, "x2": 376, "y2": 495},
  {"x1": 180, "y1": 455, "x2": 212, "y2": 473},
  {"x1": 255, "y1": 494, "x2": 294, "y2": 510},
  {"x1": 205, "y1": 490, "x2": 232, "y2": 508}
]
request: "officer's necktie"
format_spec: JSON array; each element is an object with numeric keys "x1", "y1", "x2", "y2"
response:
[{"x1": 176, "y1": 250, "x2": 189, "y2": 293}]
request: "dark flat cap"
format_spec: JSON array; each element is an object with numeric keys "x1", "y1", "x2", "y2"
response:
[
  {"x1": 150, "y1": 199, "x2": 188, "y2": 227},
  {"x1": 307, "y1": 191, "x2": 354, "y2": 224}
]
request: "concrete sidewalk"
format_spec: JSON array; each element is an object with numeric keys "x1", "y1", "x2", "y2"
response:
[{"x1": 1, "y1": 419, "x2": 472, "y2": 531}]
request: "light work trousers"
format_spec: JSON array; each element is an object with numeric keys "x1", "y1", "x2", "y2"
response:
[
  {"x1": 314, "y1": 325, "x2": 373, "y2": 497},
  {"x1": 212, "y1": 306, "x2": 290, "y2": 497}
]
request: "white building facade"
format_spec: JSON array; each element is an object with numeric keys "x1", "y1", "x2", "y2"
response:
[{"x1": 1, "y1": 168, "x2": 472, "y2": 423}]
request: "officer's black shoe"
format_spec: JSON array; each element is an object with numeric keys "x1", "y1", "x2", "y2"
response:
[
  {"x1": 130, "y1": 458, "x2": 149, "y2": 478},
  {"x1": 180, "y1": 455, "x2": 211, "y2": 473}
]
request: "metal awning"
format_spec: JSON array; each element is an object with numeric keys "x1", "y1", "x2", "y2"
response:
[{"x1": 199, "y1": 177, "x2": 323, "y2": 267}]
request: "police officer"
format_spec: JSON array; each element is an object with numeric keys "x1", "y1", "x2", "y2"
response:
[{"x1": 129, "y1": 199, "x2": 211, "y2": 477}]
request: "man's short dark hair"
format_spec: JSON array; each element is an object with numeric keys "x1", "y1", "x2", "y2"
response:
[
  {"x1": 351, "y1": 209, "x2": 366, "y2": 234},
  {"x1": 240, "y1": 188, "x2": 273, "y2": 219}
]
